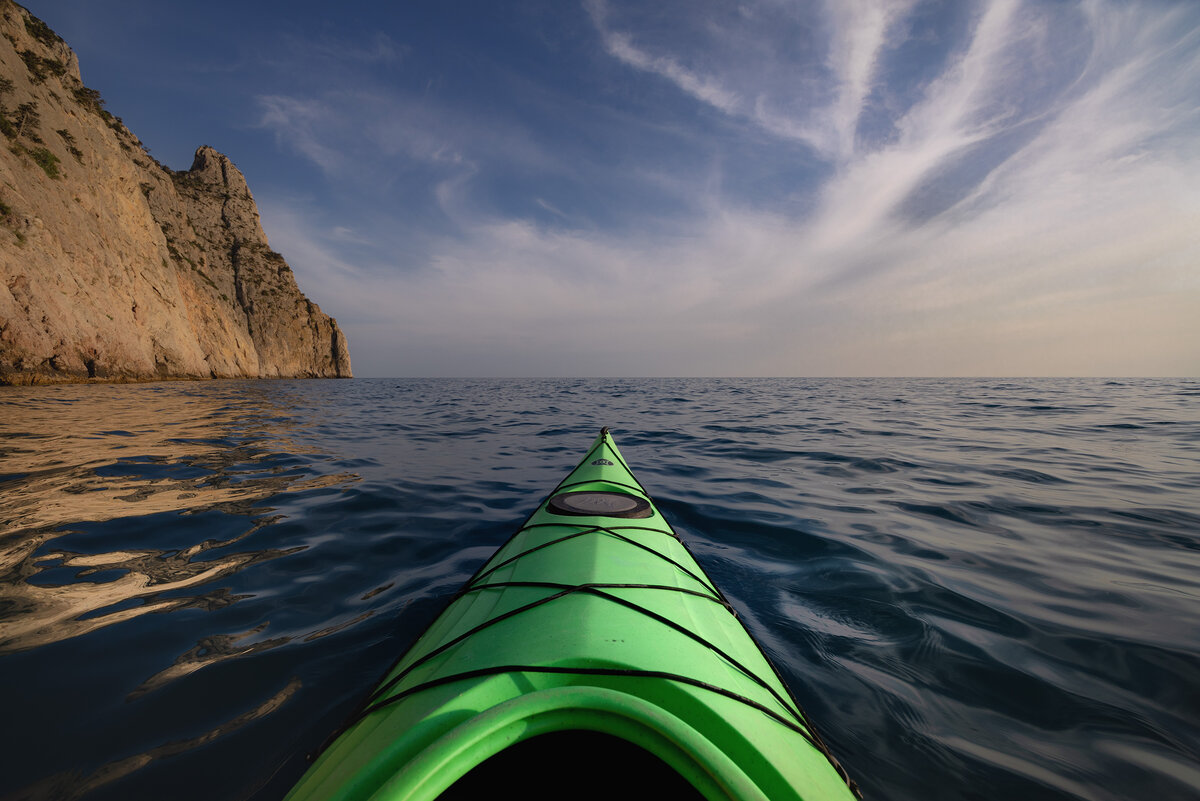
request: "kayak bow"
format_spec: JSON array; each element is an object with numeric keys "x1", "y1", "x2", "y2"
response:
[{"x1": 287, "y1": 428, "x2": 859, "y2": 801}]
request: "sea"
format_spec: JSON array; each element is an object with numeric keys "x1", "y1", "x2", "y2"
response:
[{"x1": 0, "y1": 377, "x2": 1197, "y2": 800}]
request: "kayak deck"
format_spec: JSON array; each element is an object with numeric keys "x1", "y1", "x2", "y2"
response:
[{"x1": 287, "y1": 429, "x2": 859, "y2": 801}]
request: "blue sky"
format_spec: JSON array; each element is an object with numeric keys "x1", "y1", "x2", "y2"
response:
[{"x1": 23, "y1": 0, "x2": 1200, "y2": 376}]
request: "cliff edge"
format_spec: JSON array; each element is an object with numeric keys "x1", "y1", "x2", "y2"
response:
[{"x1": 0, "y1": 2, "x2": 351, "y2": 384}]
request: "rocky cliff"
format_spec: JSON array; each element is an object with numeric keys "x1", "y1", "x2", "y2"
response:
[{"x1": 0, "y1": 2, "x2": 351, "y2": 384}]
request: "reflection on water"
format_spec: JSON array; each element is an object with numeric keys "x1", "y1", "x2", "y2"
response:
[
  {"x1": 0, "y1": 381, "x2": 357, "y2": 654},
  {"x1": 2, "y1": 525, "x2": 293, "y2": 655},
  {"x1": 127, "y1": 620, "x2": 293, "y2": 700}
]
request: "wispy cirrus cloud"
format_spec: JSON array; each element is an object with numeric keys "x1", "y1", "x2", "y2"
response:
[
  {"x1": 586, "y1": 0, "x2": 915, "y2": 161},
  {"x1": 754, "y1": 0, "x2": 919, "y2": 161},
  {"x1": 586, "y1": 1, "x2": 742, "y2": 116},
  {"x1": 257, "y1": 95, "x2": 348, "y2": 175}
]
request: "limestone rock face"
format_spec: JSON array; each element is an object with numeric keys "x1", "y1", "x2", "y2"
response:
[{"x1": 0, "y1": 1, "x2": 351, "y2": 384}]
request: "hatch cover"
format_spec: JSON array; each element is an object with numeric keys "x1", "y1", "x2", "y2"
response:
[{"x1": 547, "y1": 491, "x2": 653, "y2": 519}]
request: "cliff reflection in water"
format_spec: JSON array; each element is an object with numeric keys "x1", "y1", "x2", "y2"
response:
[{"x1": 0, "y1": 382, "x2": 358, "y2": 655}]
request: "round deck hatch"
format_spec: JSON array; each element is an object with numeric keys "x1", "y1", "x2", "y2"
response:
[{"x1": 547, "y1": 491, "x2": 653, "y2": 519}]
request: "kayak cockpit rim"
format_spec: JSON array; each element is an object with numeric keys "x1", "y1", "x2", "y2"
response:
[{"x1": 359, "y1": 685, "x2": 774, "y2": 801}]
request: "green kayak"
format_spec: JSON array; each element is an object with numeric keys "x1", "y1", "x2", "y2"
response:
[{"x1": 287, "y1": 429, "x2": 860, "y2": 801}]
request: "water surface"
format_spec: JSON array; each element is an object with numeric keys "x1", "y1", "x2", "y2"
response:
[{"x1": 1, "y1": 378, "x2": 1198, "y2": 799}]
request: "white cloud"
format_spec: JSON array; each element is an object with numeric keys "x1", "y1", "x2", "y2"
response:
[
  {"x1": 257, "y1": 95, "x2": 346, "y2": 174},
  {"x1": 598, "y1": 28, "x2": 743, "y2": 115},
  {"x1": 813, "y1": 0, "x2": 918, "y2": 160}
]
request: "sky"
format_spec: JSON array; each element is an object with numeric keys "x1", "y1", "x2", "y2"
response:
[{"x1": 21, "y1": 0, "x2": 1200, "y2": 376}]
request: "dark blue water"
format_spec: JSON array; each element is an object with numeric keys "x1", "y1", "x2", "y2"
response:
[{"x1": 1, "y1": 378, "x2": 1198, "y2": 800}]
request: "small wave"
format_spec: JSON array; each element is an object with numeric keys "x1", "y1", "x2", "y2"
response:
[
  {"x1": 889, "y1": 501, "x2": 988, "y2": 529},
  {"x1": 984, "y1": 467, "x2": 1069, "y2": 484}
]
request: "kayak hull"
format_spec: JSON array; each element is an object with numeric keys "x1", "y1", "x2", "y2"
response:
[{"x1": 286, "y1": 429, "x2": 858, "y2": 801}]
